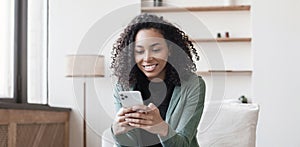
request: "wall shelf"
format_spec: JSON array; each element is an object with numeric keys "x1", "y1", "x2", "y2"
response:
[
  {"x1": 192, "y1": 38, "x2": 251, "y2": 43},
  {"x1": 196, "y1": 70, "x2": 252, "y2": 76},
  {"x1": 140, "y1": 3, "x2": 252, "y2": 100},
  {"x1": 141, "y1": 5, "x2": 251, "y2": 13}
]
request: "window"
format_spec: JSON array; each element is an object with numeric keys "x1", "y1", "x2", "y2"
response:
[
  {"x1": 0, "y1": 0, "x2": 48, "y2": 104},
  {"x1": 0, "y1": 0, "x2": 16, "y2": 100}
]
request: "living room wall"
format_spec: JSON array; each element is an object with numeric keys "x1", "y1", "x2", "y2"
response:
[
  {"x1": 48, "y1": 0, "x2": 140, "y2": 147},
  {"x1": 252, "y1": 0, "x2": 300, "y2": 146}
]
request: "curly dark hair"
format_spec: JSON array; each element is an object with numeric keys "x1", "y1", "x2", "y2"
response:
[{"x1": 111, "y1": 13, "x2": 199, "y2": 89}]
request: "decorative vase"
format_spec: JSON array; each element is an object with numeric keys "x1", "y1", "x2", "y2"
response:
[
  {"x1": 154, "y1": 0, "x2": 163, "y2": 7},
  {"x1": 224, "y1": 0, "x2": 237, "y2": 6}
]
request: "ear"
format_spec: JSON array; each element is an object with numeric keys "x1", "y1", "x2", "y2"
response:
[
  {"x1": 167, "y1": 44, "x2": 171, "y2": 57},
  {"x1": 168, "y1": 47, "x2": 171, "y2": 56}
]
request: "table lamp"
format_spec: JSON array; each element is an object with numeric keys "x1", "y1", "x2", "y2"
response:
[{"x1": 65, "y1": 55, "x2": 104, "y2": 147}]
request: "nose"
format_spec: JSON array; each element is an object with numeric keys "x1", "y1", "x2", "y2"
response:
[{"x1": 143, "y1": 51, "x2": 153, "y2": 61}]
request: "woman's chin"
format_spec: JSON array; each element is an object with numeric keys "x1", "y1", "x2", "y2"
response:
[
  {"x1": 144, "y1": 73, "x2": 157, "y2": 79},
  {"x1": 143, "y1": 72, "x2": 166, "y2": 81}
]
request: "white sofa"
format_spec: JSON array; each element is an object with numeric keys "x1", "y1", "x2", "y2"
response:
[{"x1": 198, "y1": 100, "x2": 260, "y2": 147}]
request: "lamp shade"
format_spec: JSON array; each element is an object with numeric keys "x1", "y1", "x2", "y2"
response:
[{"x1": 65, "y1": 55, "x2": 105, "y2": 77}]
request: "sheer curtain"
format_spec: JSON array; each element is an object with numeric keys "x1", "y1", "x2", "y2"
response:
[
  {"x1": 0, "y1": 0, "x2": 14, "y2": 98},
  {"x1": 27, "y1": 0, "x2": 48, "y2": 104}
]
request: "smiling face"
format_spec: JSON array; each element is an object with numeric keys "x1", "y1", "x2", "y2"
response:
[{"x1": 134, "y1": 29, "x2": 169, "y2": 81}]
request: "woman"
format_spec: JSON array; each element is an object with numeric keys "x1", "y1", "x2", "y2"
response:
[{"x1": 110, "y1": 13, "x2": 206, "y2": 147}]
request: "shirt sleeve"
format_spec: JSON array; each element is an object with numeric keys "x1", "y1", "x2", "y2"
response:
[{"x1": 158, "y1": 76, "x2": 206, "y2": 147}]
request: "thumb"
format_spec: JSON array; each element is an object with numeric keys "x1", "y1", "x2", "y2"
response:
[{"x1": 148, "y1": 103, "x2": 157, "y2": 109}]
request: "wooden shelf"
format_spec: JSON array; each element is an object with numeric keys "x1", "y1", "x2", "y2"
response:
[
  {"x1": 196, "y1": 70, "x2": 252, "y2": 76},
  {"x1": 192, "y1": 38, "x2": 251, "y2": 43},
  {"x1": 141, "y1": 5, "x2": 251, "y2": 13}
]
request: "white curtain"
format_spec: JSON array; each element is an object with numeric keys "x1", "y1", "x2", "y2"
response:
[
  {"x1": 0, "y1": 0, "x2": 14, "y2": 98},
  {"x1": 27, "y1": 0, "x2": 48, "y2": 104}
]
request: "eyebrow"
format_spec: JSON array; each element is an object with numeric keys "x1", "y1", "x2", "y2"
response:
[{"x1": 135, "y1": 42, "x2": 161, "y2": 48}]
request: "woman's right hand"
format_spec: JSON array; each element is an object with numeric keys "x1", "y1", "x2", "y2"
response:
[{"x1": 112, "y1": 107, "x2": 135, "y2": 135}]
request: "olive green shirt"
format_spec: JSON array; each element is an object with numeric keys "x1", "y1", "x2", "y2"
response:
[{"x1": 112, "y1": 74, "x2": 206, "y2": 147}]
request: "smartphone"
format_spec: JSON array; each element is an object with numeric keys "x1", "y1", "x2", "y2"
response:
[{"x1": 118, "y1": 91, "x2": 143, "y2": 108}]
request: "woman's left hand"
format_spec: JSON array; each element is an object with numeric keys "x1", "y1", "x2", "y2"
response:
[{"x1": 124, "y1": 103, "x2": 169, "y2": 137}]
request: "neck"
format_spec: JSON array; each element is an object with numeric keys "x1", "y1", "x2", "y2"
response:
[
  {"x1": 148, "y1": 68, "x2": 166, "y2": 82},
  {"x1": 150, "y1": 77, "x2": 164, "y2": 83}
]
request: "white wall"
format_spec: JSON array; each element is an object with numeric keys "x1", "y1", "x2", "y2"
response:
[
  {"x1": 49, "y1": 0, "x2": 140, "y2": 147},
  {"x1": 252, "y1": 0, "x2": 300, "y2": 146}
]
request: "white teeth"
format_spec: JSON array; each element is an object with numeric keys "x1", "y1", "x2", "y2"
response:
[
  {"x1": 144, "y1": 65, "x2": 156, "y2": 69},
  {"x1": 143, "y1": 64, "x2": 157, "y2": 71}
]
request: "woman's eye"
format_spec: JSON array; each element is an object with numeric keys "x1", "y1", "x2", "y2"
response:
[
  {"x1": 135, "y1": 50, "x2": 144, "y2": 54},
  {"x1": 152, "y1": 48, "x2": 161, "y2": 52}
]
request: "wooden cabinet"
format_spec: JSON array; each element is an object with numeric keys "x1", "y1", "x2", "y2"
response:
[{"x1": 0, "y1": 103, "x2": 70, "y2": 147}]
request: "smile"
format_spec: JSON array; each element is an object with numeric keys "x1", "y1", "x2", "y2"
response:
[{"x1": 142, "y1": 64, "x2": 158, "y2": 72}]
